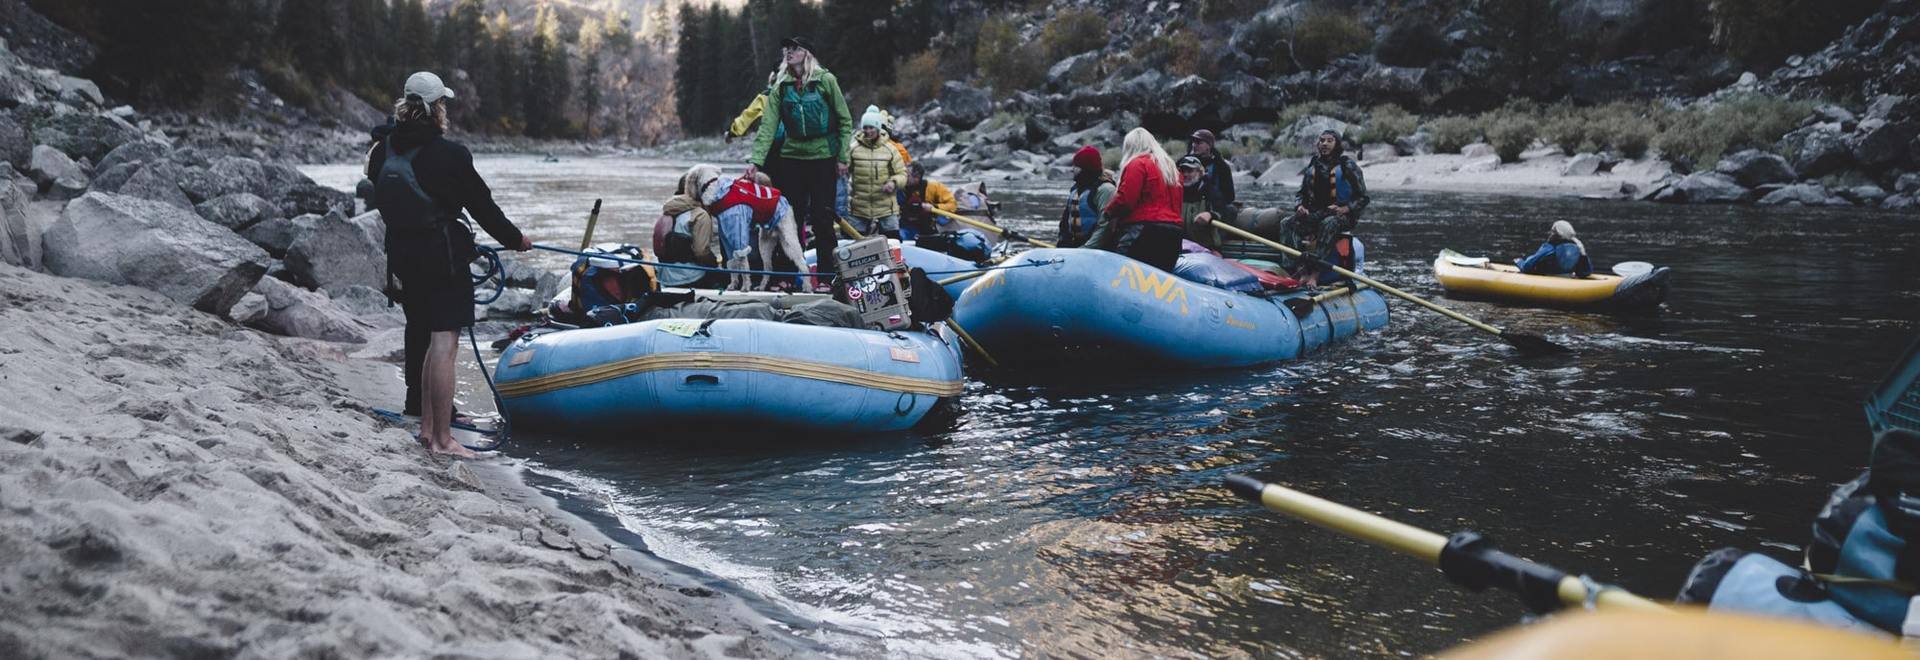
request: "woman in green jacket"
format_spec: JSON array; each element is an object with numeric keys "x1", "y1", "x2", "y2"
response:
[{"x1": 744, "y1": 37, "x2": 852, "y2": 289}]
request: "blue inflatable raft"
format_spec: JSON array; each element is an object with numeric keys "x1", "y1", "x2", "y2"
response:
[
  {"x1": 493, "y1": 319, "x2": 965, "y2": 433},
  {"x1": 950, "y1": 248, "x2": 1391, "y2": 369}
]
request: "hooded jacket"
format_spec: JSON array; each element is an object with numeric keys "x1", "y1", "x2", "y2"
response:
[
  {"x1": 849, "y1": 131, "x2": 906, "y2": 220},
  {"x1": 750, "y1": 68, "x2": 853, "y2": 166},
  {"x1": 1106, "y1": 155, "x2": 1183, "y2": 227},
  {"x1": 366, "y1": 118, "x2": 524, "y2": 284}
]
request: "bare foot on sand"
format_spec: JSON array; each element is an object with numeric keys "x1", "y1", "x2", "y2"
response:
[{"x1": 426, "y1": 436, "x2": 479, "y2": 458}]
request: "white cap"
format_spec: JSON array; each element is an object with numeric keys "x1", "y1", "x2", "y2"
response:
[{"x1": 404, "y1": 71, "x2": 454, "y2": 104}]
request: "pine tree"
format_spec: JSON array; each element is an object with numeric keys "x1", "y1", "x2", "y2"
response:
[{"x1": 675, "y1": 1, "x2": 709, "y2": 133}]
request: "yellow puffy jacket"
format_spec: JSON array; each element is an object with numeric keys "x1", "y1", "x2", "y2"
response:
[
  {"x1": 727, "y1": 94, "x2": 767, "y2": 139},
  {"x1": 849, "y1": 134, "x2": 905, "y2": 220}
]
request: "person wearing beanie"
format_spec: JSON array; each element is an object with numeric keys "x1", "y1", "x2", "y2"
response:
[
  {"x1": 1514, "y1": 220, "x2": 1593, "y2": 277},
  {"x1": 1285, "y1": 129, "x2": 1370, "y2": 287},
  {"x1": 848, "y1": 104, "x2": 907, "y2": 238},
  {"x1": 1058, "y1": 145, "x2": 1119, "y2": 249},
  {"x1": 746, "y1": 36, "x2": 852, "y2": 290}
]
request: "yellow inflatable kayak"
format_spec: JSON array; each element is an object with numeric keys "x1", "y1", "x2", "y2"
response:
[{"x1": 1433, "y1": 249, "x2": 1670, "y2": 312}]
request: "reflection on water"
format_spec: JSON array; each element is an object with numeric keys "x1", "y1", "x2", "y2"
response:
[{"x1": 305, "y1": 156, "x2": 1920, "y2": 657}]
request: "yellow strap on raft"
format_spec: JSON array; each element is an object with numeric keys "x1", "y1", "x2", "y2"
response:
[{"x1": 497, "y1": 352, "x2": 963, "y2": 399}]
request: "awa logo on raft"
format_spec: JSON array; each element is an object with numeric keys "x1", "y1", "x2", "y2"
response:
[{"x1": 1111, "y1": 262, "x2": 1189, "y2": 315}]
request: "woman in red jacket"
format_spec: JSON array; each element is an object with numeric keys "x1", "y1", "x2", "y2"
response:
[{"x1": 1104, "y1": 127, "x2": 1186, "y2": 272}]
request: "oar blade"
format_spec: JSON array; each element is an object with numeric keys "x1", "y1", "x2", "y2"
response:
[{"x1": 1500, "y1": 330, "x2": 1571, "y2": 355}]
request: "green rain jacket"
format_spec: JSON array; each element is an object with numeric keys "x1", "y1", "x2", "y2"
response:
[{"x1": 750, "y1": 67, "x2": 853, "y2": 166}]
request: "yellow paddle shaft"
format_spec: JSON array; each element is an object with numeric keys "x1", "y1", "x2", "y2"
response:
[
  {"x1": 837, "y1": 217, "x2": 866, "y2": 240},
  {"x1": 578, "y1": 198, "x2": 604, "y2": 250},
  {"x1": 1212, "y1": 222, "x2": 1506, "y2": 337},
  {"x1": 1245, "y1": 480, "x2": 1667, "y2": 613},
  {"x1": 928, "y1": 206, "x2": 1057, "y2": 249},
  {"x1": 945, "y1": 319, "x2": 998, "y2": 368}
]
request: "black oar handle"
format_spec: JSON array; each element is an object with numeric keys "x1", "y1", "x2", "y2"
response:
[{"x1": 1438, "y1": 531, "x2": 1571, "y2": 615}]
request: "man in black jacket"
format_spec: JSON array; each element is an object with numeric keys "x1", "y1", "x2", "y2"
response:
[{"x1": 366, "y1": 71, "x2": 530, "y2": 457}]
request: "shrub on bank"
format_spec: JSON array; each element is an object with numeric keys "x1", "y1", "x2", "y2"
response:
[
  {"x1": 1277, "y1": 101, "x2": 1366, "y2": 131},
  {"x1": 1357, "y1": 104, "x2": 1419, "y2": 145},
  {"x1": 1374, "y1": 15, "x2": 1451, "y2": 67},
  {"x1": 1292, "y1": 8, "x2": 1371, "y2": 69},
  {"x1": 976, "y1": 16, "x2": 1045, "y2": 97},
  {"x1": 1040, "y1": 8, "x2": 1110, "y2": 60},
  {"x1": 1486, "y1": 115, "x2": 1540, "y2": 163},
  {"x1": 1654, "y1": 94, "x2": 1815, "y2": 164},
  {"x1": 1426, "y1": 115, "x2": 1480, "y2": 154},
  {"x1": 887, "y1": 51, "x2": 943, "y2": 107}
]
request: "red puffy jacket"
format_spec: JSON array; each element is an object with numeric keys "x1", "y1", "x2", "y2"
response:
[{"x1": 1105, "y1": 155, "x2": 1183, "y2": 227}]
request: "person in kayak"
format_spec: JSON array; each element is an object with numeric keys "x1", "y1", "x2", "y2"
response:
[
  {"x1": 1105, "y1": 127, "x2": 1186, "y2": 272},
  {"x1": 1514, "y1": 220, "x2": 1593, "y2": 278}
]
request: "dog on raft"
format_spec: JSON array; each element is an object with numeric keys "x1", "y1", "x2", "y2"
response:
[{"x1": 698, "y1": 172, "x2": 811, "y2": 291}]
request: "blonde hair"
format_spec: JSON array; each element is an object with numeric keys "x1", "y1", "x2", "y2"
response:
[
  {"x1": 1119, "y1": 127, "x2": 1176, "y2": 184},
  {"x1": 393, "y1": 97, "x2": 448, "y2": 130},
  {"x1": 1550, "y1": 220, "x2": 1586, "y2": 255},
  {"x1": 784, "y1": 49, "x2": 819, "y2": 87}
]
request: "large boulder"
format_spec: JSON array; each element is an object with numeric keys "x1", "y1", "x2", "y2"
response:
[
  {"x1": 241, "y1": 276, "x2": 371, "y2": 343},
  {"x1": 1562, "y1": 152, "x2": 1604, "y2": 177},
  {"x1": 276, "y1": 182, "x2": 355, "y2": 218},
  {"x1": 177, "y1": 164, "x2": 248, "y2": 203},
  {"x1": 241, "y1": 213, "x2": 320, "y2": 258},
  {"x1": 0, "y1": 113, "x2": 28, "y2": 169},
  {"x1": 1361, "y1": 143, "x2": 1399, "y2": 163},
  {"x1": 195, "y1": 192, "x2": 276, "y2": 231},
  {"x1": 1714, "y1": 149, "x2": 1797, "y2": 187},
  {"x1": 1783, "y1": 123, "x2": 1853, "y2": 177},
  {"x1": 42, "y1": 192, "x2": 270, "y2": 316},
  {"x1": 1278, "y1": 116, "x2": 1351, "y2": 153},
  {"x1": 1460, "y1": 142, "x2": 1496, "y2": 158},
  {"x1": 283, "y1": 210, "x2": 386, "y2": 295},
  {"x1": 1046, "y1": 52, "x2": 1102, "y2": 90},
  {"x1": 93, "y1": 141, "x2": 170, "y2": 174},
  {"x1": 117, "y1": 160, "x2": 194, "y2": 210},
  {"x1": 1854, "y1": 121, "x2": 1918, "y2": 169},
  {"x1": 1396, "y1": 131, "x2": 1435, "y2": 156},
  {"x1": 0, "y1": 165, "x2": 35, "y2": 268},
  {"x1": 26, "y1": 111, "x2": 144, "y2": 163},
  {"x1": 1256, "y1": 158, "x2": 1307, "y2": 186},
  {"x1": 26, "y1": 144, "x2": 86, "y2": 200},
  {"x1": 1756, "y1": 183, "x2": 1850, "y2": 206},
  {"x1": 938, "y1": 82, "x2": 992, "y2": 128},
  {"x1": 1651, "y1": 172, "x2": 1751, "y2": 204}
]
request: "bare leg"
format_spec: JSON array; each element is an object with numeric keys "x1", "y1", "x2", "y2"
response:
[{"x1": 423, "y1": 330, "x2": 476, "y2": 458}]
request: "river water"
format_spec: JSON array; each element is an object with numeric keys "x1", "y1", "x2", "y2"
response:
[{"x1": 306, "y1": 155, "x2": 1920, "y2": 657}]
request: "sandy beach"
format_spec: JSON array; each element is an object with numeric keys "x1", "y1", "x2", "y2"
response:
[
  {"x1": 0, "y1": 262, "x2": 805, "y2": 658},
  {"x1": 1275, "y1": 147, "x2": 1676, "y2": 199}
]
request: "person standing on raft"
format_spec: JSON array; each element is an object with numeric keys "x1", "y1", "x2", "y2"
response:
[
  {"x1": 367, "y1": 71, "x2": 531, "y2": 457},
  {"x1": 1103, "y1": 128, "x2": 1186, "y2": 272},
  {"x1": 848, "y1": 105, "x2": 906, "y2": 239},
  {"x1": 745, "y1": 36, "x2": 852, "y2": 291}
]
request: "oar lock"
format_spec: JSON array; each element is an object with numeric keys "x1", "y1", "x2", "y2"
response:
[{"x1": 1438, "y1": 531, "x2": 1621, "y2": 615}]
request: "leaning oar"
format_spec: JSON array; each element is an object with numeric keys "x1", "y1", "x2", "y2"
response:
[
  {"x1": 577, "y1": 198, "x2": 604, "y2": 250},
  {"x1": 837, "y1": 216, "x2": 866, "y2": 240},
  {"x1": 1281, "y1": 283, "x2": 1369, "y2": 319},
  {"x1": 1212, "y1": 222, "x2": 1568, "y2": 354},
  {"x1": 1225, "y1": 475, "x2": 1666, "y2": 614},
  {"x1": 928, "y1": 207, "x2": 1057, "y2": 249}
]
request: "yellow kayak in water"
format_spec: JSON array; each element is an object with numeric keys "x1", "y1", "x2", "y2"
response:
[{"x1": 1433, "y1": 249, "x2": 1671, "y2": 312}]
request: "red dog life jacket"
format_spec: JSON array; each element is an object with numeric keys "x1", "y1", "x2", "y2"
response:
[{"x1": 711, "y1": 178, "x2": 782, "y2": 226}]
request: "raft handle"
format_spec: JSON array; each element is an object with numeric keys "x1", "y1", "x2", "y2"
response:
[{"x1": 684, "y1": 374, "x2": 721, "y2": 386}]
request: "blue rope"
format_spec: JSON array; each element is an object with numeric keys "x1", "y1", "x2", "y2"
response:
[{"x1": 499, "y1": 242, "x2": 1061, "y2": 278}]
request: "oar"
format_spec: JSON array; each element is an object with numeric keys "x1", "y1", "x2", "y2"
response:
[
  {"x1": 837, "y1": 216, "x2": 865, "y2": 240},
  {"x1": 928, "y1": 206, "x2": 1056, "y2": 249},
  {"x1": 1281, "y1": 283, "x2": 1369, "y2": 319},
  {"x1": 578, "y1": 198, "x2": 604, "y2": 250},
  {"x1": 1212, "y1": 222, "x2": 1568, "y2": 354},
  {"x1": 1225, "y1": 475, "x2": 1667, "y2": 614}
]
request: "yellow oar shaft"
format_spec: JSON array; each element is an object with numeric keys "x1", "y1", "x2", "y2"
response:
[
  {"x1": 946, "y1": 320, "x2": 997, "y2": 368},
  {"x1": 838, "y1": 217, "x2": 866, "y2": 240},
  {"x1": 939, "y1": 270, "x2": 987, "y2": 286},
  {"x1": 578, "y1": 198, "x2": 604, "y2": 250},
  {"x1": 1233, "y1": 477, "x2": 1667, "y2": 613},
  {"x1": 1213, "y1": 222, "x2": 1505, "y2": 337},
  {"x1": 928, "y1": 206, "x2": 1057, "y2": 249}
]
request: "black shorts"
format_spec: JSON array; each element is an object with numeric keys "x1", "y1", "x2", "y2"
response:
[{"x1": 391, "y1": 224, "x2": 476, "y2": 332}]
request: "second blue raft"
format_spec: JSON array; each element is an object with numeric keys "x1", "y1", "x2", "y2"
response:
[{"x1": 951, "y1": 248, "x2": 1391, "y2": 369}]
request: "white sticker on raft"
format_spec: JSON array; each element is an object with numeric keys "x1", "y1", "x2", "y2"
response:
[
  {"x1": 890, "y1": 346, "x2": 920, "y2": 363},
  {"x1": 509, "y1": 350, "x2": 535, "y2": 367}
]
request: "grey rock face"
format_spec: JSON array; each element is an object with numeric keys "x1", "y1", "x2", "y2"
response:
[
  {"x1": 26, "y1": 112, "x2": 143, "y2": 163},
  {"x1": 1395, "y1": 131, "x2": 1434, "y2": 156},
  {"x1": 276, "y1": 182, "x2": 355, "y2": 218},
  {"x1": 177, "y1": 164, "x2": 249, "y2": 203},
  {"x1": 26, "y1": 144, "x2": 86, "y2": 199},
  {"x1": 1652, "y1": 172, "x2": 1751, "y2": 204},
  {"x1": 194, "y1": 193, "x2": 276, "y2": 231},
  {"x1": 94, "y1": 141, "x2": 170, "y2": 174},
  {"x1": 117, "y1": 161, "x2": 193, "y2": 210},
  {"x1": 1255, "y1": 158, "x2": 1307, "y2": 186},
  {"x1": 42, "y1": 192, "x2": 269, "y2": 316},
  {"x1": 1461, "y1": 142, "x2": 1496, "y2": 158},
  {"x1": 1046, "y1": 52, "x2": 1102, "y2": 90},
  {"x1": 1278, "y1": 116, "x2": 1352, "y2": 154},
  {"x1": 1786, "y1": 124, "x2": 1853, "y2": 177},
  {"x1": 283, "y1": 210, "x2": 387, "y2": 295},
  {"x1": 938, "y1": 82, "x2": 992, "y2": 128},
  {"x1": 0, "y1": 165, "x2": 36, "y2": 268},
  {"x1": 56, "y1": 76, "x2": 103, "y2": 107},
  {"x1": 241, "y1": 213, "x2": 320, "y2": 258},
  {"x1": 0, "y1": 114, "x2": 29, "y2": 169},
  {"x1": 1855, "y1": 121, "x2": 1918, "y2": 168},
  {"x1": 1714, "y1": 149, "x2": 1798, "y2": 187}
]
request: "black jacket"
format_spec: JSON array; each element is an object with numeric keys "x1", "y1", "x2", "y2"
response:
[
  {"x1": 366, "y1": 119, "x2": 524, "y2": 249},
  {"x1": 1186, "y1": 152, "x2": 1237, "y2": 215}
]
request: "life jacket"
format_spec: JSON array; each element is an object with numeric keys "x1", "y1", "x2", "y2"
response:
[
  {"x1": 657, "y1": 211, "x2": 700, "y2": 264},
  {"x1": 373, "y1": 142, "x2": 449, "y2": 231},
  {"x1": 568, "y1": 244, "x2": 658, "y2": 314},
  {"x1": 1314, "y1": 236, "x2": 1366, "y2": 286},
  {"x1": 779, "y1": 78, "x2": 832, "y2": 139},
  {"x1": 1304, "y1": 157, "x2": 1357, "y2": 207},
  {"x1": 1059, "y1": 176, "x2": 1112, "y2": 245},
  {"x1": 710, "y1": 178, "x2": 782, "y2": 226}
]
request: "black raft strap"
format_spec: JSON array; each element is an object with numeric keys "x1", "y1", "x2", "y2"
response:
[{"x1": 1437, "y1": 531, "x2": 1570, "y2": 615}]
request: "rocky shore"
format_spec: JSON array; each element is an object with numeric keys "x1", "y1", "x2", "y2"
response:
[{"x1": 0, "y1": 30, "x2": 807, "y2": 660}]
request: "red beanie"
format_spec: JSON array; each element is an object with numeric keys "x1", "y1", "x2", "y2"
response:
[{"x1": 1072, "y1": 145, "x2": 1102, "y2": 171}]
